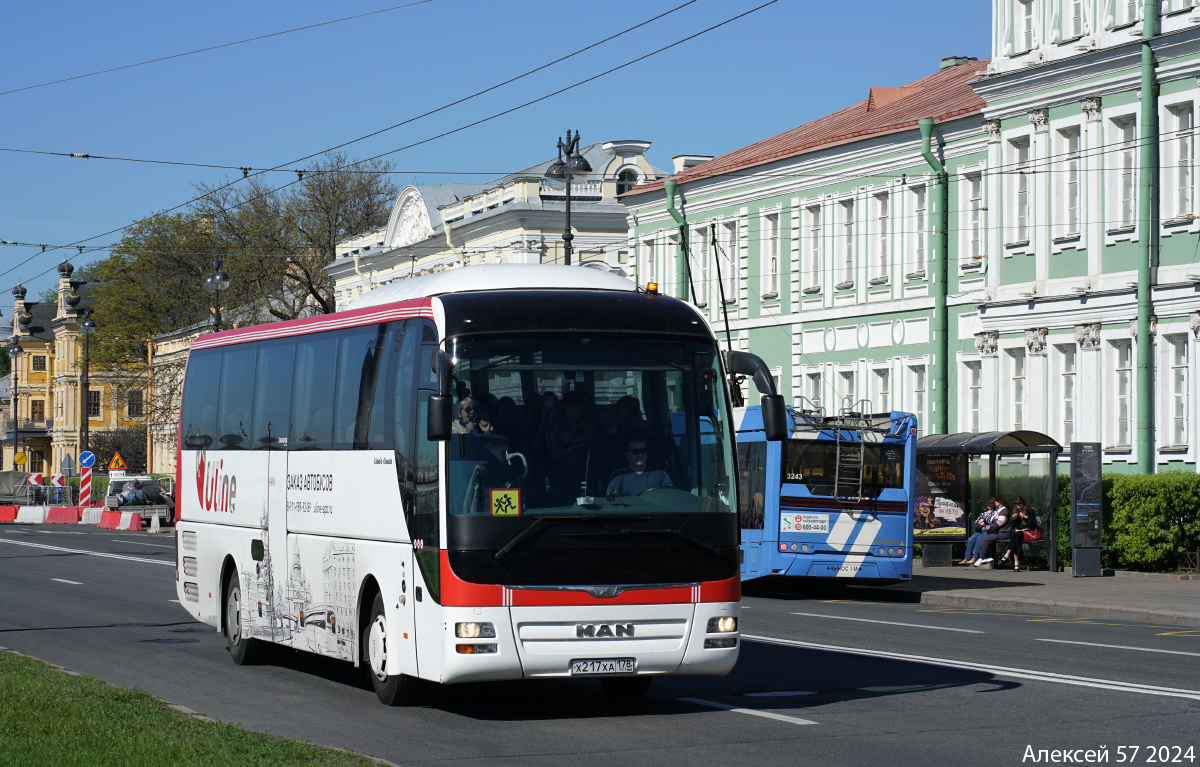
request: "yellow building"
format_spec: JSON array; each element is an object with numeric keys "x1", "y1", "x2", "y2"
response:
[{"x1": 4, "y1": 262, "x2": 148, "y2": 475}]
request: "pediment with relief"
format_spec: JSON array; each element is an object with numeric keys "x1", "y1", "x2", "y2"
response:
[{"x1": 385, "y1": 188, "x2": 434, "y2": 248}]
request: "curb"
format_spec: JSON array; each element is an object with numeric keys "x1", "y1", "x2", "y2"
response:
[{"x1": 917, "y1": 591, "x2": 1200, "y2": 628}]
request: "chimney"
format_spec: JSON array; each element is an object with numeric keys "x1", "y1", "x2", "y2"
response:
[
  {"x1": 672, "y1": 155, "x2": 714, "y2": 174},
  {"x1": 940, "y1": 56, "x2": 978, "y2": 70}
]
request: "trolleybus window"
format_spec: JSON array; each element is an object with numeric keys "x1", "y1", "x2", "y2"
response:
[
  {"x1": 251, "y1": 340, "x2": 295, "y2": 449},
  {"x1": 217, "y1": 344, "x2": 257, "y2": 449},
  {"x1": 737, "y1": 441, "x2": 767, "y2": 530},
  {"x1": 781, "y1": 439, "x2": 906, "y2": 496}
]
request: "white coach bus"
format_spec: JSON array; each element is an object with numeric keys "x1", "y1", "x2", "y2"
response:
[{"x1": 175, "y1": 264, "x2": 785, "y2": 703}]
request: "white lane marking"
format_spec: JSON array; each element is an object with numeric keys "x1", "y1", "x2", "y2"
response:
[
  {"x1": 110, "y1": 539, "x2": 174, "y2": 549},
  {"x1": 51, "y1": 578, "x2": 82, "y2": 585},
  {"x1": 1036, "y1": 638, "x2": 1200, "y2": 658},
  {"x1": 3, "y1": 530, "x2": 29, "y2": 534},
  {"x1": 169, "y1": 599, "x2": 180, "y2": 603},
  {"x1": 744, "y1": 635, "x2": 1200, "y2": 701},
  {"x1": 0, "y1": 538, "x2": 174, "y2": 567},
  {"x1": 792, "y1": 611, "x2": 983, "y2": 634},
  {"x1": 677, "y1": 697, "x2": 816, "y2": 725},
  {"x1": 743, "y1": 691, "x2": 815, "y2": 697}
]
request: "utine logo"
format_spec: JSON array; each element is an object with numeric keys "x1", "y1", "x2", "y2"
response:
[{"x1": 196, "y1": 451, "x2": 237, "y2": 513}]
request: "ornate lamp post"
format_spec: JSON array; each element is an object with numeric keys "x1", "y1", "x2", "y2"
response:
[
  {"x1": 8, "y1": 333, "x2": 22, "y2": 467},
  {"x1": 79, "y1": 308, "x2": 96, "y2": 454},
  {"x1": 203, "y1": 257, "x2": 231, "y2": 331},
  {"x1": 545, "y1": 130, "x2": 592, "y2": 266}
]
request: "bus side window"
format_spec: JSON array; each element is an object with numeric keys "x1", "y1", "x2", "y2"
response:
[
  {"x1": 410, "y1": 320, "x2": 441, "y2": 548},
  {"x1": 181, "y1": 348, "x2": 221, "y2": 450},
  {"x1": 332, "y1": 324, "x2": 383, "y2": 450},
  {"x1": 393, "y1": 321, "x2": 419, "y2": 514},
  {"x1": 217, "y1": 343, "x2": 257, "y2": 449},
  {"x1": 290, "y1": 333, "x2": 339, "y2": 451},
  {"x1": 252, "y1": 339, "x2": 295, "y2": 450},
  {"x1": 361, "y1": 323, "x2": 394, "y2": 450},
  {"x1": 737, "y1": 441, "x2": 766, "y2": 530}
]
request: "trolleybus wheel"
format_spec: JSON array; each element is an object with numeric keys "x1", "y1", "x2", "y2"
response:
[
  {"x1": 600, "y1": 676, "x2": 652, "y2": 698},
  {"x1": 365, "y1": 593, "x2": 421, "y2": 705},
  {"x1": 224, "y1": 576, "x2": 264, "y2": 665}
]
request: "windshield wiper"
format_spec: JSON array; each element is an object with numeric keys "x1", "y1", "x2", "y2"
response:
[
  {"x1": 562, "y1": 527, "x2": 722, "y2": 556},
  {"x1": 493, "y1": 514, "x2": 651, "y2": 561}
]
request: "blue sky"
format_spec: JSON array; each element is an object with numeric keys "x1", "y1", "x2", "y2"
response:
[{"x1": 0, "y1": 0, "x2": 990, "y2": 297}]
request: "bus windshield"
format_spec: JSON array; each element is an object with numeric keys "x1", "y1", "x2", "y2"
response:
[
  {"x1": 445, "y1": 335, "x2": 735, "y2": 518},
  {"x1": 781, "y1": 438, "x2": 906, "y2": 497}
]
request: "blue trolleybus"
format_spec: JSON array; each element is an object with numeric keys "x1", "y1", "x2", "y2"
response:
[{"x1": 734, "y1": 403, "x2": 918, "y2": 583}]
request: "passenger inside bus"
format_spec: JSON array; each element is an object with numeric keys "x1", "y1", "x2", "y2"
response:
[{"x1": 606, "y1": 435, "x2": 674, "y2": 498}]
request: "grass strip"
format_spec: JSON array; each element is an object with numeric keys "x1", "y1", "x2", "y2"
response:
[{"x1": 0, "y1": 649, "x2": 377, "y2": 767}]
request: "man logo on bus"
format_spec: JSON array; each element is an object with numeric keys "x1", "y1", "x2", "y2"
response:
[{"x1": 196, "y1": 451, "x2": 237, "y2": 514}]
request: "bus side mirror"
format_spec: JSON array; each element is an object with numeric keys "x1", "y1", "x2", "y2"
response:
[
  {"x1": 427, "y1": 395, "x2": 452, "y2": 441},
  {"x1": 761, "y1": 394, "x2": 787, "y2": 442}
]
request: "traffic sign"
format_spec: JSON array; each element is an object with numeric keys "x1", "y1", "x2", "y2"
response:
[
  {"x1": 49, "y1": 475, "x2": 65, "y2": 488},
  {"x1": 26, "y1": 473, "x2": 42, "y2": 485},
  {"x1": 107, "y1": 452, "x2": 127, "y2": 471},
  {"x1": 61, "y1": 454, "x2": 76, "y2": 471},
  {"x1": 13, "y1": 452, "x2": 27, "y2": 466},
  {"x1": 78, "y1": 451, "x2": 96, "y2": 469}
]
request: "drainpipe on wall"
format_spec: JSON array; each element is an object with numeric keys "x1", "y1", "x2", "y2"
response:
[
  {"x1": 664, "y1": 179, "x2": 695, "y2": 302},
  {"x1": 919, "y1": 118, "x2": 950, "y2": 435},
  {"x1": 444, "y1": 221, "x2": 467, "y2": 270},
  {"x1": 1136, "y1": 8, "x2": 1159, "y2": 473},
  {"x1": 351, "y1": 253, "x2": 373, "y2": 295}
]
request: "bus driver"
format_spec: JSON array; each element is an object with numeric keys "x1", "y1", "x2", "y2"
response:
[{"x1": 606, "y1": 435, "x2": 674, "y2": 497}]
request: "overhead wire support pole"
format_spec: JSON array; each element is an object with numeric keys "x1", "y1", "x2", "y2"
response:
[{"x1": 1136, "y1": 7, "x2": 1159, "y2": 473}]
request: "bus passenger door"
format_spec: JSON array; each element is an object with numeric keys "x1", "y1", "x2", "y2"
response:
[{"x1": 737, "y1": 440, "x2": 767, "y2": 578}]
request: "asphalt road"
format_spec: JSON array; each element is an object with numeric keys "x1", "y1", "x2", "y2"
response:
[{"x1": 1, "y1": 524, "x2": 1197, "y2": 767}]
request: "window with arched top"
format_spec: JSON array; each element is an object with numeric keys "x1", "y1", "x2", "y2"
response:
[{"x1": 616, "y1": 169, "x2": 640, "y2": 195}]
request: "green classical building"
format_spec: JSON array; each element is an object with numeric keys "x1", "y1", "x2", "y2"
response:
[{"x1": 623, "y1": 0, "x2": 1200, "y2": 474}]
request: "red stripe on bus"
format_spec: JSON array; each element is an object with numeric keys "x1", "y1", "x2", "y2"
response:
[
  {"x1": 699, "y1": 575, "x2": 740, "y2": 603},
  {"x1": 508, "y1": 586, "x2": 695, "y2": 607},
  {"x1": 439, "y1": 550, "x2": 503, "y2": 607},
  {"x1": 190, "y1": 298, "x2": 435, "y2": 350}
]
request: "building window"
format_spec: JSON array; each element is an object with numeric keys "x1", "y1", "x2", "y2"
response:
[
  {"x1": 127, "y1": 389, "x2": 144, "y2": 420},
  {"x1": 1116, "y1": 118, "x2": 1137, "y2": 229},
  {"x1": 1009, "y1": 349, "x2": 1026, "y2": 431},
  {"x1": 665, "y1": 234, "x2": 678, "y2": 297},
  {"x1": 29, "y1": 451, "x2": 44, "y2": 474},
  {"x1": 911, "y1": 185, "x2": 927, "y2": 275},
  {"x1": 640, "y1": 238, "x2": 656, "y2": 286},
  {"x1": 1060, "y1": 127, "x2": 1082, "y2": 235},
  {"x1": 909, "y1": 364, "x2": 927, "y2": 436},
  {"x1": 88, "y1": 389, "x2": 101, "y2": 419},
  {"x1": 719, "y1": 222, "x2": 737, "y2": 302},
  {"x1": 692, "y1": 227, "x2": 709, "y2": 307},
  {"x1": 806, "y1": 205, "x2": 822, "y2": 288},
  {"x1": 32, "y1": 356, "x2": 46, "y2": 372},
  {"x1": 616, "y1": 169, "x2": 639, "y2": 195},
  {"x1": 1067, "y1": 0, "x2": 1083, "y2": 37},
  {"x1": 761, "y1": 212, "x2": 780, "y2": 299},
  {"x1": 838, "y1": 370, "x2": 856, "y2": 412},
  {"x1": 1114, "y1": 340, "x2": 1133, "y2": 446},
  {"x1": 1060, "y1": 345, "x2": 1076, "y2": 445},
  {"x1": 805, "y1": 371, "x2": 823, "y2": 412},
  {"x1": 1172, "y1": 104, "x2": 1194, "y2": 219},
  {"x1": 1122, "y1": 0, "x2": 1138, "y2": 24},
  {"x1": 30, "y1": 400, "x2": 44, "y2": 423},
  {"x1": 873, "y1": 192, "x2": 889, "y2": 280},
  {"x1": 1170, "y1": 336, "x2": 1188, "y2": 446},
  {"x1": 966, "y1": 361, "x2": 982, "y2": 433},
  {"x1": 966, "y1": 173, "x2": 983, "y2": 260},
  {"x1": 1018, "y1": 0, "x2": 1034, "y2": 51},
  {"x1": 1011, "y1": 137, "x2": 1031, "y2": 243},
  {"x1": 873, "y1": 368, "x2": 891, "y2": 413},
  {"x1": 840, "y1": 200, "x2": 855, "y2": 286}
]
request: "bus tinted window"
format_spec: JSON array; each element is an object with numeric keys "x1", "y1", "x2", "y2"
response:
[
  {"x1": 362, "y1": 324, "x2": 394, "y2": 450},
  {"x1": 737, "y1": 441, "x2": 767, "y2": 530},
  {"x1": 333, "y1": 325, "x2": 386, "y2": 450},
  {"x1": 393, "y1": 321, "x2": 420, "y2": 468},
  {"x1": 181, "y1": 348, "x2": 221, "y2": 449},
  {"x1": 217, "y1": 344, "x2": 257, "y2": 449},
  {"x1": 291, "y1": 333, "x2": 338, "y2": 450},
  {"x1": 252, "y1": 339, "x2": 295, "y2": 449},
  {"x1": 781, "y1": 439, "x2": 905, "y2": 496}
]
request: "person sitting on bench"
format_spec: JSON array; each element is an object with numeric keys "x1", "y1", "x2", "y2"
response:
[{"x1": 973, "y1": 494, "x2": 1010, "y2": 567}]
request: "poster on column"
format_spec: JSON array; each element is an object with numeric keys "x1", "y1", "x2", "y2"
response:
[{"x1": 913, "y1": 453, "x2": 968, "y2": 540}]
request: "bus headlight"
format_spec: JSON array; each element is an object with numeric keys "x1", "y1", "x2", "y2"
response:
[
  {"x1": 455, "y1": 622, "x2": 496, "y2": 639},
  {"x1": 707, "y1": 616, "x2": 737, "y2": 633}
]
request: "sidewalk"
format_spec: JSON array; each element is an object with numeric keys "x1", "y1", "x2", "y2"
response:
[{"x1": 860, "y1": 562, "x2": 1200, "y2": 627}]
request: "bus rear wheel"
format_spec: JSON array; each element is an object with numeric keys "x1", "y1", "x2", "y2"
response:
[
  {"x1": 365, "y1": 593, "x2": 421, "y2": 706},
  {"x1": 224, "y1": 576, "x2": 264, "y2": 665},
  {"x1": 601, "y1": 676, "x2": 652, "y2": 699}
]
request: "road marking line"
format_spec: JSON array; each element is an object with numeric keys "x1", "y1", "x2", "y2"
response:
[
  {"x1": 2, "y1": 530, "x2": 29, "y2": 534},
  {"x1": 1036, "y1": 638, "x2": 1200, "y2": 657},
  {"x1": 744, "y1": 691, "x2": 815, "y2": 697},
  {"x1": 0, "y1": 538, "x2": 174, "y2": 567},
  {"x1": 677, "y1": 697, "x2": 816, "y2": 725},
  {"x1": 791, "y1": 611, "x2": 983, "y2": 634},
  {"x1": 744, "y1": 635, "x2": 1200, "y2": 701},
  {"x1": 169, "y1": 599, "x2": 180, "y2": 603},
  {"x1": 51, "y1": 578, "x2": 82, "y2": 585},
  {"x1": 110, "y1": 540, "x2": 174, "y2": 549}
]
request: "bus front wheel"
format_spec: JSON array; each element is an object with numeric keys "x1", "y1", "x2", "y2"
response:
[
  {"x1": 365, "y1": 593, "x2": 421, "y2": 705},
  {"x1": 224, "y1": 576, "x2": 264, "y2": 665},
  {"x1": 601, "y1": 676, "x2": 652, "y2": 699}
]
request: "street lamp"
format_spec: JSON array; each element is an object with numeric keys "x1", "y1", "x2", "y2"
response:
[
  {"x1": 8, "y1": 334, "x2": 21, "y2": 468},
  {"x1": 545, "y1": 129, "x2": 592, "y2": 266},
  {"x1": 79, "y1": 308, "x2": 95, "y2": 455},
  {"x1": 203, "y1": 257, "x2": 231, "y2": 331}
]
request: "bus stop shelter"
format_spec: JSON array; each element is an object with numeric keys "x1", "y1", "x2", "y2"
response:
[{"x1": 914, "y1": 431, "x2": 1062, "y2": 570}]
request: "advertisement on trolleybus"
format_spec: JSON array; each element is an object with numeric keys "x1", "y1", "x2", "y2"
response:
[{"x1": 174, "y1": 265, "x2": 786, "y2": 704}]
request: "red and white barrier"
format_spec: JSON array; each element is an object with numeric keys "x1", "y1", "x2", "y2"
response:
[
  {"x1": 0, "y1": 506, "x2": 17, "y2": 523},
  {"x1": 15, "y1": 506, "x2": 48, "y2": 524},
  {"x1": 98, "y1": 510, "x2": 141, "y2": 530},
  {"x1": 80, "y1": 507, "x2": 102, "y2": 525},
  {"x1": 44, "y1": 506, "x2": 84, "y2": 524}
]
